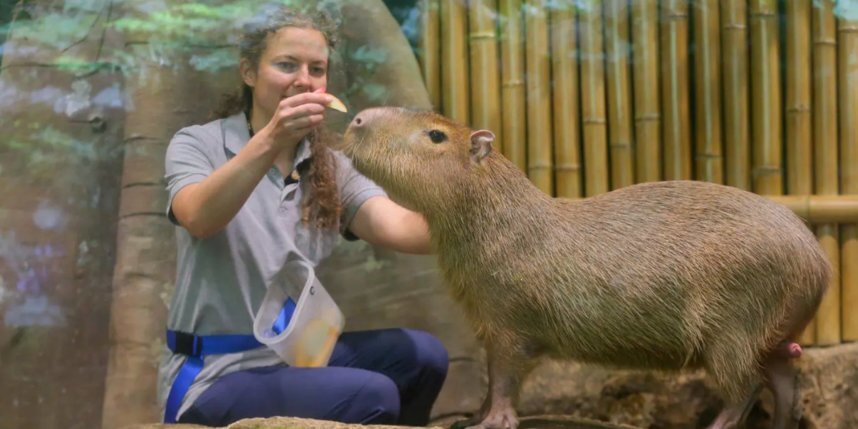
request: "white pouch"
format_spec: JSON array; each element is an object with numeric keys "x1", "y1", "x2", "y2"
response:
[{"x1": 253, "y1": 257, "x2": 345, "y2": 367}]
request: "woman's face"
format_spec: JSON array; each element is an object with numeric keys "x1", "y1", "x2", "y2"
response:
[{"x1": 242, "y1": 26, "x2": 329, "y2": 120}]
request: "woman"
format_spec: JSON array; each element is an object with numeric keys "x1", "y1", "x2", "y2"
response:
[{"x1": 158, "y1": 6, "x2": 448, "y2": 427}]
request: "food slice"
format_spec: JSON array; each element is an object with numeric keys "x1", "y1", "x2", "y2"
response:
[{"x1": 327, "y1": 95, "x2": 348, "y2": 113}]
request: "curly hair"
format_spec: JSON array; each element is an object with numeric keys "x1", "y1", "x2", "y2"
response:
[{"x1": 214, "y1": 5, "x2": 341, "y2": 230}]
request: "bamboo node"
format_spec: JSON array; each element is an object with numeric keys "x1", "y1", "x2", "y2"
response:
[
  {"x1": 635, "y1": 114, "x2": 661, "y2": 122},
  {"x1": 749, "y1": 11, "x2": 777, "y2": 19},
  {"x1": 583, "y1": 117, "x2": 607, "y2": 125},
  {"x1": 502, "y1": 80, "x2": 525, "y2": 88},
  {"x1": 813, "y1": 38, "x2": 837, "y2": 47},
  {"x1": 723, "y1": 23, "x2": 747, "y2": 31},
  {"x1": 528, "y1": 163, "x2": 553, "y2": 171},
  {"x1": 555, "y1": 164, "x2": 581, "y2": 172},
  {"x1": 786, "y1": 105, "x2": 811, "y2": 114},
  {"x1": 839, "y1": 25, "x2": 858, "y2": 33},
  {"x1": 609, "y1": 141, "x2": 634, "y2": 149},
  {"x1": 696, "y1": 153, "x2": 723, "y2": 160},
  {"x1": 752, "y1": 166, "x2": 782, "y2": 177},
  {"x1": 664, "y1": 12, "x2": 688, "y2": 21},
  {"x1": 469, "y1": 31, "x2": 498, "y2": 41}
]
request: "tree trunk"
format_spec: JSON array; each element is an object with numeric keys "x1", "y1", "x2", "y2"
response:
[{"x1": 0, "y1": 1, "x2": 125, "y2": 428}]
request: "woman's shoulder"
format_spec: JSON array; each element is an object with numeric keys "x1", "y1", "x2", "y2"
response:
[
  {"x1": 173, "y1": 115, "x2": 230, "y2": 141},
  {"x1": 170, "y1": 114, "x2": 244, "y2": 151}
]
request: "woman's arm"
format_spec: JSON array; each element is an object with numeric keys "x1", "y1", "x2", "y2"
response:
[
  {"x1": 170, "y1": 135, "x2": 281, "y2": 238},
  {"x1": 347, "y1": 196, "x2": 432, "y2": 254},
  {"x1": 172, "y1": 93, "x2": 333, "y2": 238}
]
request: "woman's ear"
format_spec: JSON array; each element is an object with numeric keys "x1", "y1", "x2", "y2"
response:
[{"x1": 239, "y1": 58, "x2": 256, "y2": 87}]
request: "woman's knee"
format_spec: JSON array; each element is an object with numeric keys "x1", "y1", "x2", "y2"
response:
[
  {"x1": 403, "y1": 329, "x2": 449, "y2": 380},
  {"x1": 342, "y1": 372, "x2": 401, "y2": 424}
]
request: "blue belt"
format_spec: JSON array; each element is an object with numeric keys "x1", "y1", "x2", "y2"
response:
[{"x1": 163, "y1": 298, "x2": 296, "y2": 423}]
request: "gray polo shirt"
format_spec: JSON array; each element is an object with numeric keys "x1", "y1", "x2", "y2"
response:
[{"x1": 157, "y1": 112, "x2": 386, "y2": 418}]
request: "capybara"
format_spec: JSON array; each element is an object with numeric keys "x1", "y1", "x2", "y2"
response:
[{"x1": 342, "y1": 107, "x2": 830, "y2": 429}]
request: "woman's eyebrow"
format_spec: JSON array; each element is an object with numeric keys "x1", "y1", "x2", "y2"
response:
[{"x1": 270, "y1": 54, "x2": 327, "y2": 65}]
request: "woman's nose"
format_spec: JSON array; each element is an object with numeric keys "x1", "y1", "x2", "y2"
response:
[{"x1": 293, "y1": 66, "x2": 310, "y2": 87}]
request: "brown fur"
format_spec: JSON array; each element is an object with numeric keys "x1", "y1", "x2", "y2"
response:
[{"x1": 343, "y1": 107, "x2": 830, "y2": 417}]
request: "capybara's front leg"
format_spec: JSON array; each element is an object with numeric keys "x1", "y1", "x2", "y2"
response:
[{"x1": 467, "y1": 340, "x2": 537, "y2": 429}]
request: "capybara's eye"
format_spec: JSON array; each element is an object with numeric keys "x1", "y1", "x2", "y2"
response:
[{"x1": 427, "y1": 129, "x2": 447, "y2": 144}]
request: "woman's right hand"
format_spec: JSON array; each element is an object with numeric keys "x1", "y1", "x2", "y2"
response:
[{"x1": 258, "y1": 90, "x2": 333, "y2": 154}]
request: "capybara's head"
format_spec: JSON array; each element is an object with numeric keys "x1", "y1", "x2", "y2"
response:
[{"x1": 342, "y1": 107, "x2": 496, "y2": 212}]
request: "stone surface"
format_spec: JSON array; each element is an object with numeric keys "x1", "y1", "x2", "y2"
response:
[
  {"x1": 515, "y1": 342, "x2": 858, "y2": 429},
  {"x1": 121, "y1": 343, "x2": 857, "y2": 429},
  {"x1": 125, "y1": 415, "x2": 637, "y2": 429}
]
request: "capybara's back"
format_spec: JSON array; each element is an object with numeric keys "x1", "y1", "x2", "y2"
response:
[{"x1": 517, "y1": 181, "x2": 830, "y2": 400}]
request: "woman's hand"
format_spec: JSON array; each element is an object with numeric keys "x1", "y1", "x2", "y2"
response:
[{"x1": 258, "y1": 89, "x2": 333, "y2": 154}]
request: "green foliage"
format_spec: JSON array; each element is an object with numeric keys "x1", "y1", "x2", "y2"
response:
[{"x1": 834, "y1": 0, "x2": 858, "y2": 19}]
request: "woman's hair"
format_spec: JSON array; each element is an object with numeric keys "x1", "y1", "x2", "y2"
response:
[{"x1": 216, "y1": 6, "x2": 341, "y2": 231}]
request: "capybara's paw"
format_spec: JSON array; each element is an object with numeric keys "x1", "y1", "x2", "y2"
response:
[{"x1": 466, "y1": 408, "x2": 519, "y2": 429}]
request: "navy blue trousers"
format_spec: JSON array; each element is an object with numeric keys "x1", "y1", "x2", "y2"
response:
[{"x1": 177, "y1": 328, "x2": 449, "y2": 427}]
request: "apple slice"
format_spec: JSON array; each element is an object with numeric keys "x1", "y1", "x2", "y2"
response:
[{"x1": 327, "y1": 95, "x2": 348, "y2": 113}]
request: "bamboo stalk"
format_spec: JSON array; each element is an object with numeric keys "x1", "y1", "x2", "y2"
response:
[
  {"x1": 767, "y1": 195, "x2": 858, "y2": 224},
  {"x1": 844, "y1": 227, "x2": 858, "y2": 341},
  {"x1": 632, "y1": 0, "x2": 661, "y2": 184},
  {"x1": 419, "y1": 0, "x2": 442, "y2": 111},
  {"x1": 525, "y1": 0, "x2": 553, "y2": 194},
  {"x1": 721, "y1": 0, "x2": 751, "y2": 190},
  {"x1": 809, "y1": 0, "x2": 840, "y2": 346},
  {"x1": 660, "y1": 0, "x2": 692, "y2": 180},
  {"x1": 551, "y1": 2, "x2": 581, "y2": 198},
  {"x1": 839, "y1": 14, "x2": 858, "y2": 342},
  {"x1": 692, "y1": 0, "x2": 723, "y2": 183},
  {"x1": 786, "y1": 1, "x2": 815, "y2": 338},
  {"x1": 580, "y1": 0, "x2": 609, "y2": 196},
  {"x1": 605, "y1": 0, "x2": 634, "y2": 190},
  {"x1": 786, "y1": 0, "x2": 813, "y2": 197},
  {"x1": 749, "y1": 0, "x2": 782, "y2": 195},
  {"x1": 469, "y1": 0, "x2": 503, "y2": 153},
  {"x1": 499, "y1": 0, "x2": 527, "y2": 173},
  {"x1": 440, "y1": 0, "x2": 470, "y2": 123}
]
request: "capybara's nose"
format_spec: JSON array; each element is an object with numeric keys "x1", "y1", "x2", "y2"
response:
[{"x1": 350, "y1": 108, "x2": 385, "y2": 129}]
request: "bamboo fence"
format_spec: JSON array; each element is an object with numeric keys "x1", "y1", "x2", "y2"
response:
[{"x1": 416, "y1": 0, "x2": 858, "y2": 346}]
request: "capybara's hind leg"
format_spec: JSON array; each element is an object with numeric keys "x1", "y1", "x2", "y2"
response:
[
  {"x1": 764, "y1": 353, "x2": 802, "y2": 429},
  {"x1": 705, "y1": 383, "x2": 762, "y2": 429},
  {"x1": 703, "y1": 337, "x2": 764, "y2": 429}
]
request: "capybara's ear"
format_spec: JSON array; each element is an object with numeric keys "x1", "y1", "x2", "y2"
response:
[{"x1": 469, "y1": 130, "x2": 495, "y2": 163}]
